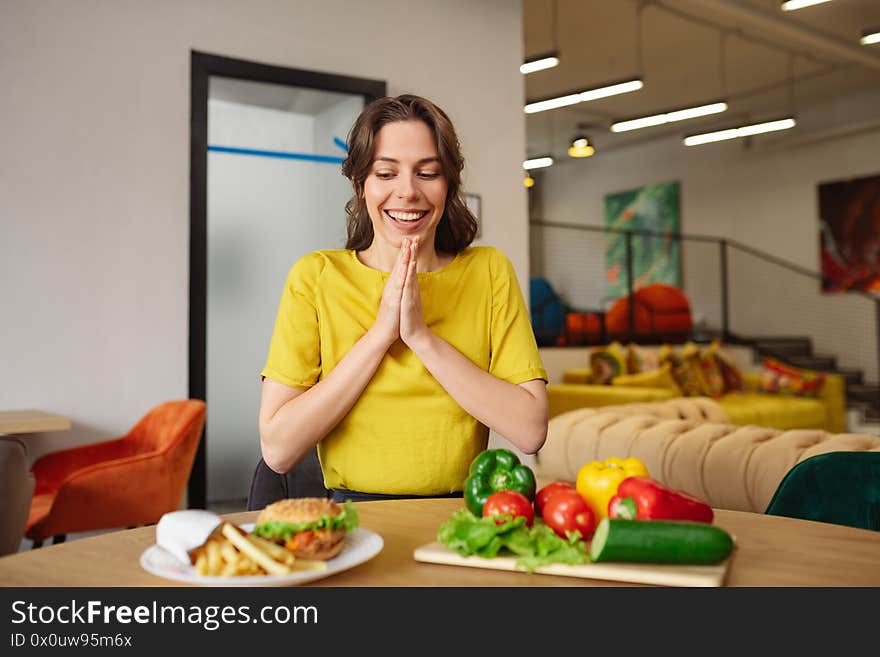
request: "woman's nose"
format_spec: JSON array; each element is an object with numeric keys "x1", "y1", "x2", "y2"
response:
[{"x1": 395, "y1": 175, "x2": 419, "y2": 200}]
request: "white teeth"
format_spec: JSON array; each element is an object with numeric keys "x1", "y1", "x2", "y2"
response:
[{"x1": 386, "y1": 210, "x2": 426, "y2": 222}]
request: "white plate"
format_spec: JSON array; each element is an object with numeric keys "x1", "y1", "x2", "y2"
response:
[{"x1": 139, "y1": 525, "x2": 383, "y2": 587}]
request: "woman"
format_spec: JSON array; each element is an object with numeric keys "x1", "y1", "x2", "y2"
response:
[{"x1": 252, "y1": 94, "x2": 548, "y2": 504}]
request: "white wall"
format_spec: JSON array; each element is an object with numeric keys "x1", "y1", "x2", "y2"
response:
[
  {"x1": 1, "y1": 1, "x2": 529, "y2": 479},
  {"x1": 533, "y1": 88, "x2": 880, "y2": 382}
]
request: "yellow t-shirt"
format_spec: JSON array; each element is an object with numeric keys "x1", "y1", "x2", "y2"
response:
[{"x1": 261, "y1": 246, "x2": 547, "y2": 495}]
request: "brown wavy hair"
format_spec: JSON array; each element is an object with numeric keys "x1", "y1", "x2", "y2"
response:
[{"x1": 341, "y1": 94, "x2": 478, "y2": 253}]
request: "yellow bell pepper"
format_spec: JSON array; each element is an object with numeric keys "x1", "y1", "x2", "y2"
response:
[{"x1": 575, "y1": 457, "x2": 650, "y2": 521}]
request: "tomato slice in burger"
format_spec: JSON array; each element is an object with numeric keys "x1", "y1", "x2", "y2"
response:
[{"x1": 284, "y1": 530, "x2": 315, "y2": 551}]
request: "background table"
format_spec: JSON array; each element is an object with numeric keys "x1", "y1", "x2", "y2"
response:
[
  {"x1": 0, "y1": 498, "x2": 878, "y2": 586},
  {"x1": 0, "y1": 410, "x2": 71, "y2": 435}
]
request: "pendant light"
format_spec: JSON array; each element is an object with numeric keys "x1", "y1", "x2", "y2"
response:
[{"x1": 567, "y1": 135, "x2": 595, "y2": 158}]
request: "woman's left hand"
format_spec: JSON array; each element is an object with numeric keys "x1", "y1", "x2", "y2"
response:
[{"x1": 399, "y1": 237, "x2": 430, "y2": 348}]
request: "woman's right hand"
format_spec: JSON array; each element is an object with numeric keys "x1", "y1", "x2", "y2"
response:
[{"x1": 370, "y1": 238, "x2": 411, "y2": 347}]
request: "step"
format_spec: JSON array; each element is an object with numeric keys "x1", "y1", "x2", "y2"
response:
[
  {"x1": 833, "y1": 368, "x2": 864, "y2": 386},
  {"x1": 847, "y1": 384, "x2": 880, "y2": 404},
  {"x1": 754, "y1": 344, "x2": 814, "y2": 360},
  {"x1": 751, "y1": 336, "x2": 812, "y2": 356},
  {"x1": 863, "y1": 406, "x2": 880, "y2": 424},
  {"x1": 846, "y1": 400, "x2": 877, "y2": 414},
  {"x1": 847, "y1": 409, "x2": 880, "y2": 436},
  {"x1": 781, "y1": 354, "x2": 837, "y2": 371}
]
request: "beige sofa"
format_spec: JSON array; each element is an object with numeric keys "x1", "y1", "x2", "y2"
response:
[{"x1": 535, "y1": 398, "x2": 880, "y2": 514}]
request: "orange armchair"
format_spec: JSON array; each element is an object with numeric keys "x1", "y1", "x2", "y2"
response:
[{"x1": 25, "y1": 399, "x2": 206, "y2": 546}]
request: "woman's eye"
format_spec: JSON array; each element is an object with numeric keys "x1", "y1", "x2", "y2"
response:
[
  {"x1": 418, "y1": 172, "x2": 441, "y2": 180},
  {"x1": 374, "y1": 171, "x2": 395, "y2": 180}
]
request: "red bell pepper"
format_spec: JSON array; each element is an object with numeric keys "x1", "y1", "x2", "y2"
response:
[{"x1": 608, "y1": 476, "x2": 714, "y2": 524}]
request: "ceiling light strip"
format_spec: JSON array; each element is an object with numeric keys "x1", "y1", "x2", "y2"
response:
[
  {"x1": 523, "y1": 156, "x2": 554, "y2": 170},
  {"x1": 524, "y1": 78, "x2": 643, "y2": 114},
  {"x1": 611, "y1": 101, "x2": 728, "y2": 133},
  {"x1": 684, "y1": 118, "x2": 796, "y2": 146},
  {"x1": 861, "y1": 31, "x2": 880, "y2": 46},
  {"x1": 521, "y1": 53, "x2": 560, "y2": 74},
  {"x1": 780, "y1": 0, "x2": 832, "y2": 10}
]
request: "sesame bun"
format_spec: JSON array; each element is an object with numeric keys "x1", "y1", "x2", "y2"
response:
[{"x1": 256, "y1": 497, "x2": 342, "y2": 526}]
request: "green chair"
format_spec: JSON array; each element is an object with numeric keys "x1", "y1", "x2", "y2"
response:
[{"x1": 764, "y1": 452, "x2": 880, "y2": 531}]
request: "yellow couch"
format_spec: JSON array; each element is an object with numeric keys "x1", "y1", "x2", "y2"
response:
[{"x1": 549, "y1": 368, "x2": 847, "y2": 433}]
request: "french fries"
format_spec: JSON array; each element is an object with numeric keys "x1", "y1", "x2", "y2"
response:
[{"x1": 191, "y1": 522, "x2": 327, "y2": 577}]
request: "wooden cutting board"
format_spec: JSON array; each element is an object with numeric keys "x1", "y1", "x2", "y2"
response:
[{"x1": 413, "y1": 542, "x2": 731, "y2": 587}]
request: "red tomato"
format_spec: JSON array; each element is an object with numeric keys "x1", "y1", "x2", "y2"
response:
[
  {"x1": 541, "y1": 490, "x2": 596, "y2": 540},
  {"x1": 482, "y1": 490, "x2": 535, "y2": 527},
  {"x1": 534, "y1": 481, "x2": 575, "y2": 516}
]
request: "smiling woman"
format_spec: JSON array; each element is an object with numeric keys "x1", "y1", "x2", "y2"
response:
[{"x1": 252, "y1": 95, "x2": 549, "y2": 506}]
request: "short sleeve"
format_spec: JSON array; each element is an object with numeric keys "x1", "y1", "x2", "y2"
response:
[
  {"x1": 488, "y1": 249, "x2": 548, "y2": 385},
  {"x1": 260, "y1": 253, "x2": 323, "y2": 388}
]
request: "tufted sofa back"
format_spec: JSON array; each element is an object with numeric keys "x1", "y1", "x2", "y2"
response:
[{"x1": 536, "y1": 400, "x2": 880, "y2": 513}]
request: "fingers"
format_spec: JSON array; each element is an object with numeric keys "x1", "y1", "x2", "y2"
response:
[
  {"x1": 403, "y1": 237, "x2": 420, "y2": 295},
  {"x1": 394, "y1": 238, "x2": 411, "y2": 286}
]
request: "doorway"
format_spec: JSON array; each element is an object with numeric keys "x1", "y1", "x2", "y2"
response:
[{"x1": 189, "y1": 51, "x2": 385, "y2": 508}]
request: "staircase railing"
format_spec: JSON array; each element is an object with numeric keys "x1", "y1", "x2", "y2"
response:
[{"x1": 530, "y1": 220, "x2": 880, "y2": 384}]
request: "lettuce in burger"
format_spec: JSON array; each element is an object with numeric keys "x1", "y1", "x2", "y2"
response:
[{"x1": 252, "y1": 498, "x2": 358, "y2": 561}]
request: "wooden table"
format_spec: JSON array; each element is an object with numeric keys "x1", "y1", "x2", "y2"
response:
[
  {"x1": 1, "y1": 498, "x2": 878, "y2": 586},
  {"x1": 0, "y1": 410, "x2": 71, "y2": 435}
]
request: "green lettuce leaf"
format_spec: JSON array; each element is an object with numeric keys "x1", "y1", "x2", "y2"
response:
[
  {"x1": 437, "y1": 509, "x2": 590, "y2": 572},
  {"x1": 253, "y1": 501, "x2": 359, "y2": 540}
]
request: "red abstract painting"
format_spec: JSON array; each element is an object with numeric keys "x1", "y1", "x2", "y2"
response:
[{"x1": 819, "y1": 173, "x2": 880, "y2": 294}]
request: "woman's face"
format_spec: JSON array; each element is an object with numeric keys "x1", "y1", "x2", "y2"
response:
[{"x1": 363, "y1": 120, "x2": 448, "y2": 251}]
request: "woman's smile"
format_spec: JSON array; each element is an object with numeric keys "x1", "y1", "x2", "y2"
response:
[{"x1": 383, "y1": 208, "x2": 431, "y2": 231}]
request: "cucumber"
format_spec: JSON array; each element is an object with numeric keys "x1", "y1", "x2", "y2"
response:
[{"x1": 590, "y1": 518, "x2": 734, "y2": 565}]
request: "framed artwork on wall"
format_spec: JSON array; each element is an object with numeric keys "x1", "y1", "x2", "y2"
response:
[
  {"x1": 465, "y1": 192, "x2": 482, "y2": 238},
  {"x1": 818, "y1": 173, "x2": 880, "y2": 294},
  {"x1": 603, "y1": 180, "x2": 682, "y2": 299}
]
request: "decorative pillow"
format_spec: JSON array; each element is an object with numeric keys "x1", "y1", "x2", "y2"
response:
[
  {"x1": 589, "y1": 342, "x2": 628, "y2": 384},
  {"x1": 696, "y1": 350, "x2": 725, "y2": 398},
  {"x1": 759, "y1": 357, "x2": 825, "y2": 397},
  {"x1": 706, "y1": 340, "x2": 744, "y2": 392},
  {"x1": 657, "y1": 343, "x2": 681, "y2": 370},
  {"x1": 672, "y1": 353, "x2": 704, "y2": 397},
  {"x1": 626, "y1": 343, "x2": 659, "y2": 375},
  {"x1": 612, "y1": 363, "x2": 682, "y2": 394}
]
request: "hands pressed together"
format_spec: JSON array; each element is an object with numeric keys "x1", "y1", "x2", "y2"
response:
[{"x1": 373, "y1": 237, "x2": 430, "y2": 349}]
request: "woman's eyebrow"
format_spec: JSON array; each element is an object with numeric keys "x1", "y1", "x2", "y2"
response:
[{"x1": 374, "y1": 156, "x2": 441, "y2": 164}]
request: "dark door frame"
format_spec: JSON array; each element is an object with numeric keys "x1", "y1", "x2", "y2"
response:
[{"x1": 188, "y1": 50, "x2": 386, "y2": 508}]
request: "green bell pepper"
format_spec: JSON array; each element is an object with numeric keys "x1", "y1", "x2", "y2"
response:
[{"x1": 463, "y1": 448, "x2": 537, "y2": 516}]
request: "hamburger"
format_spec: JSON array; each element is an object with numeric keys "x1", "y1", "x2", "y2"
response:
[{"x1": 252, "y1": 498, "x2": 358, "y2": 561}]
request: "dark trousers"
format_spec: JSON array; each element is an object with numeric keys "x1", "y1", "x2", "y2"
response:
[
  {"x1": 328, "y1": 489, "x2": 464, "y2": 503},
  {"x1": 247, "y1": 447, "x2": 329, "y2": 511},
  {"x1": 247, "y1": 447, "x2": 464, "y2": 509}
]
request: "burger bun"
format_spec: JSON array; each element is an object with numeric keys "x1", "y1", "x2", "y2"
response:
[{"x1": 256, "y1": 498, "x2": 347, "y2": 561}]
